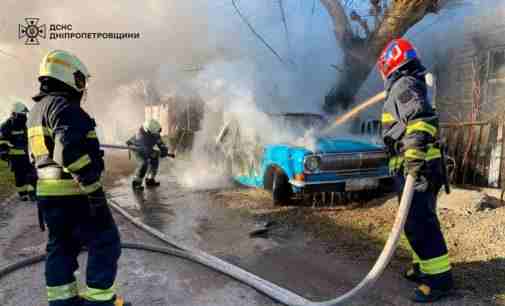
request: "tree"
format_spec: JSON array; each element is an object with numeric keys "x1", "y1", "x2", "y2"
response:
[{"x1": 320, "y1": 0, "x2": 463, "y2": 112}]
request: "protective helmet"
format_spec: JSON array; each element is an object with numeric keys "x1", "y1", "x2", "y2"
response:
[
  {"x1": 11, "y1": 102, "x2": 29, "y2": 114},
  {"x1": 143, "y1": 119, "x2": 162, "y2": 134},
  {"x1": 39, "y1": 50, "x2": 90, "y2": 92},
  {"x1": 377, "y1": 38, "x2": 419, "y2": 80}
]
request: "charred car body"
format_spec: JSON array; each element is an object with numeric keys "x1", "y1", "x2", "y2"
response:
[{"x1": 215, "y1": 113, "x2": 390, "y2": 204}]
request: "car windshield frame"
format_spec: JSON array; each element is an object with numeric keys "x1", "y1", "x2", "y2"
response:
[{"x1": 268, "y1": 113, "x2": 328, "y2": 131}]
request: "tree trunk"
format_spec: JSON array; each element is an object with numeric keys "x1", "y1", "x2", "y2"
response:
[{"x1": 321, "y1": 0, "x2": 441, "y2": 113}]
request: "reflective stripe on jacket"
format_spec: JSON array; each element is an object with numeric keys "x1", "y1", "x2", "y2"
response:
[
  {"x1": 28, "y1": 92, "x2": 104, "y2": 197},
  {"x1": 381, "y1": 72, "x2": 441, "y2": 171}
]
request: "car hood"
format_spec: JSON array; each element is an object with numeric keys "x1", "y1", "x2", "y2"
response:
[{"x1": 310, "y1": 138, "x2": 383, "y2": 154}]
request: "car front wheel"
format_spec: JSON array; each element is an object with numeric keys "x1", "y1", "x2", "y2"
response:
[{"x1": 272, "y1": 171, "x2": 292, "y2": 206}]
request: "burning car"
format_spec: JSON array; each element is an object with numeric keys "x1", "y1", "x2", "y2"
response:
[{"x1": 215, "y1": 112, "x2": 390, "y2": 205}]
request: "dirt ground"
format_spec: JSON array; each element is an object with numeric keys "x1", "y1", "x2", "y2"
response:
[
  {"x1": 210, "y1": 186, "x2": 505, "y2": 305},
  {"x1": 103, "y1": 151, "x2": 136, "y2": 187},
  {"x1": 1, "y1": 154, "x2": 503, "y2": 305}
]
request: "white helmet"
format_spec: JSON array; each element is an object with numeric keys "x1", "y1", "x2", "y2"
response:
[
  {"x1": 143, "y1": 119, "x2": 162, "y2": 134},
  {"x1": 11, "y1": 102, "x2": 29, "y2": 114},
  {"x1": 39, "y1": 50, "x2": 90, "y2": 92}
]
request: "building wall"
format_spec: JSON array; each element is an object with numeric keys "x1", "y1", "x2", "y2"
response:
[{"x1": 437, "y1": 4, "x2": 505, "y2": 123}]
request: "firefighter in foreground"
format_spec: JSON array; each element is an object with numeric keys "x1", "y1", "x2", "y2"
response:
[
  {"x1": 378, "y1": 38, "x2": 453, "y2": 303},
  {"x1": 27, "y1": 50, "x2": 130, "y2": 306},
  {"x1": 0, "y1": 101, "x2": 36, "y2": 201},
  {"x1": 126, "y1": 119, "x2": 173, "y2": 191}
]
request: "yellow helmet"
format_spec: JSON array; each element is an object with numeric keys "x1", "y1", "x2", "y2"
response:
[
  {"x1": 143, "y1": 119, "x2": 162, "y2": 134},
  {"x1": 11, "y1": 101, "x2": 29, "y2": 114},
  {"x1": 39, "y1": 50, "x2": 90, "y2": 92}
]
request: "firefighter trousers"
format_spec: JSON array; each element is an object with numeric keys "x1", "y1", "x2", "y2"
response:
[
  {"x1": 133, "y1": 152, "x2": 159, "y2": 182},
  {"x1": 40, "y1": 196, "x2": 121, "y2": 306},
  {"x1": 394, "y1": 160, "x2": 453, "y2": 290},
  {"x1": 9, "y1": 155, "x2": 36, "y2": 197}
]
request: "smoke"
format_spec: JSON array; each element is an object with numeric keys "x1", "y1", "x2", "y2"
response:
[
  {"x1": 0, "y1": 0, "x2": 340, "y2": 136},
  {"x1": 1, "y1": 1, "x2": 486, "y2": 190}
]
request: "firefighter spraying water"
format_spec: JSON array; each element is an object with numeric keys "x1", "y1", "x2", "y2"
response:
[
  {"x1": 377, "y1": 38, "x2": 453, "y2": 303},
  {"x1": 99, "y1": 119, "x2": 176, "y2": 192},
  {"x1": 126, "y1": 119, "x2": 175, "y2": 191}
]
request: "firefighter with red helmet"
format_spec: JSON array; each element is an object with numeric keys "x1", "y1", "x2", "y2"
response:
[{"x1": 377, "y1": 38, "x2": 453, "y2": 302}]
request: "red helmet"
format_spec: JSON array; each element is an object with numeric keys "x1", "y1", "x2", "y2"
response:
[{"x1": 377, "y1": 38, "x2": 419, "y2": 79}]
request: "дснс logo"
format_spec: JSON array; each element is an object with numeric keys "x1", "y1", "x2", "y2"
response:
[{"x1": 19, "y1": 18, "x2": 46, "y2": 45}]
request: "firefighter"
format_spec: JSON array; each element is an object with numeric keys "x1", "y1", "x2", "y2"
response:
[
  {"x1": 0, "y1": 101, "x2": 36, "y2": 201},
  {"x1": 126, "y1": 119, "x2": 173, "y2": 191},
  {"x1": 27, "y1": 50, "x2": 130, "y2": 306},
  {"x1": 377, "y1": 38, "x2": 453, "y2": 303}
]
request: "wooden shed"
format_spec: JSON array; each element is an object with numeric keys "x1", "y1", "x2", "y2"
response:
[
  {"x1": 435, "y1": 5, "x2": 505, "y2": 187},
  {"x1": 144, "y1": 94, "x2": 204, "y2": 151}
]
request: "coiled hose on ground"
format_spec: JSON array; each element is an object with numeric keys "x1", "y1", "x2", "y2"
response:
[{"x1": 0, "y1": 175, "x2": 415, "y2": 306}]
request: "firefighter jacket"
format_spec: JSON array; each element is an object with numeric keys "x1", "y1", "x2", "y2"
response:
[
  {"x1": 27, "y1": 91, "x2": 104, "y2": 198},
  {"x1": 381, "y1": 69, "x2": 441, "y2": 173},
  {"x1": 0, "y1": 114, "x2": 29, "y2": 157},
  {"x1": 127, "y1": 127, "x2": 169, "y2": 158}
]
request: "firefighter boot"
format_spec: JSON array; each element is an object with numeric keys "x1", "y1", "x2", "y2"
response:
[
  {"x1": 411, "y1": 271, "x2": 453, "y2": 303},
  {"x1": 115, "y1": 296, "x2": 132, "y2": 306},
  {"x1": 145, "y1": 178, "x2": 160, "y2": 188},
  {"x1": 404, "y1": 263, "x2": 425, "y2": 283},
  {"x1": 132, "y1": 180, "x2": 144, "y2": 191}
]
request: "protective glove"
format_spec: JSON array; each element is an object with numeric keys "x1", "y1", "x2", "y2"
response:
[
  {"x1": 383, "y1": 136, "x2": 401, "y2": 157},
  {"x1": 160, "y1": 149, "x2": 175, "y2": 159},
  {"x1": 150, "y1": 150, "x2": 160, "y2": 159},
  {"x1": 404, "y1": 158, "x2": 424, "y2": 178},
  {"x1": 159, "y1": 147, "x2": 169, "y2": 158}
]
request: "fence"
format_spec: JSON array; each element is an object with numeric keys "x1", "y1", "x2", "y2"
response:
[{"x1": 440, "y1": 119, "x2": 505, "y2": 187}]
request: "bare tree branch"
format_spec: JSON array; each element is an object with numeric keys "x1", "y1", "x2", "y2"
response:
[
  {"x1": 369, "y1": 0, "x2": 440, "y2": 57},
  {"x1": 278, "y1": 0, "x2": 290, "y2": 48},
  {"x1": 231, "y1": 0, "x2": 287, "y2": 65},
  {"x1": 319, "y1": 0, "x2": 353, "y2": 43},
  {"x1": 350, "y1": 11, "x2": 371, "y2": 38}
]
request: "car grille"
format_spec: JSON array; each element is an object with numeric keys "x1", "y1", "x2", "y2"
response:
[{"x1": 317, "y1": 151, "x2": 388, "y2": 173}]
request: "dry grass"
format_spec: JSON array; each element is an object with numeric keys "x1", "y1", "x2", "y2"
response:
[
  {"x1": 211, "y1": 188, "x2": 505, "y2": 305},
  {"x1": 0, "y1": 161, "x2": 14, "y2": 201}
]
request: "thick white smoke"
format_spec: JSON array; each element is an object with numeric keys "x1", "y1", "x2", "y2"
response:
[{"x1": 0, "y1": 0, "x2": 487, "y2": 190}]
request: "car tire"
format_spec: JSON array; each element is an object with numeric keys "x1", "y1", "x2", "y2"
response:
[{"x1": 272, "y1": 171, "x2": 292, "y2": 206}]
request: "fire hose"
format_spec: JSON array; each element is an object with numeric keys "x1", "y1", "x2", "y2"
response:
[
  {"x1": 0, "y1": 175, "x2": 415, "y2": 305},
  {"x1": 100, "y1": 144, "x2": 176, "y2": 159}
]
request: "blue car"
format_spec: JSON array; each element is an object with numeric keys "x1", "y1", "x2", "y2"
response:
[{"x1": 216, "y1": 113, "x2": 390, "y2": 205}]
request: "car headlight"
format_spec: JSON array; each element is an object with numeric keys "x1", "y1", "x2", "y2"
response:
[{"x1": 304, "y1": 155, "x2": 321, "y2": 173}]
